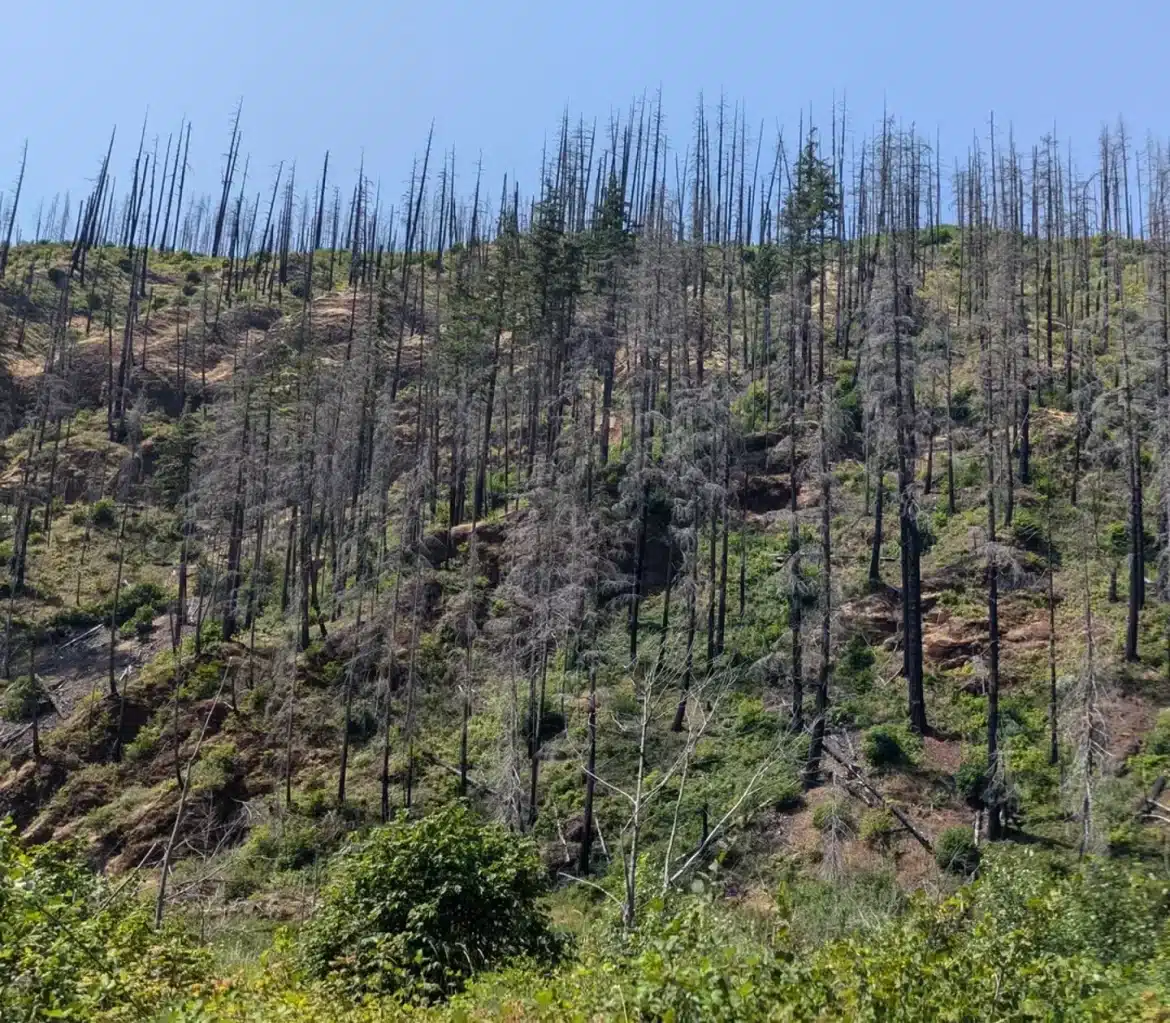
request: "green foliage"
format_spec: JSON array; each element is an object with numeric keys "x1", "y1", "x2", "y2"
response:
[
  {"x1": 169, "y1": 849, "x2": 1170, "y2": 1021},
  {"x1": 733, "y1": 696, "x2": 778, "y2": 737},
  {"x1": 124, "y1": 721, "x2": 161, "y2": 763},
  {"x1": 191, "y1": 741, "x2": 240, "y2": 794},
  {"x1": 90, "y1": 497, "x2": 118, "y2": 528},
  {"x1": 780, "y1": 132, "x2": 839, "y2": 268},
  {"x1": 1010, "y1": 507, "x2": 1048, "y2": 554},
  {"x1": 153, "y1": 412, "x2": 200, "y2": 505},
  {"x1": 300, "y1": 803, "x2": 561, "y2": 999},
  {"x1": 859, "y1": 808, "x2": 897, "y2": 849},
  {"x1": 120, "y1": 602, "x2": 156, "y2": 638},
  {"x1": 1148, "y1": 709, "x2": 1170, "y2": 756},
  {"x1": 862, "y1": 723, "x2": 922, "y2": 771},
  {"x1": 104, "y1": 581, "x2": 166, "y2": 626},
  {"x1": 836, "y1": 633, "x2": 875, "y2": 693},
  {"x1": 177, "y1": 660, "x2": 225, "y2": 697},
  {"x1": 950, "y1": 382, "x2": 976, "y2": 424},
  {"x1": 954, "y1": 748, "x2": 989, "y2": 806},
  {"x1": 935, "y1": 826, "x2": 980, "y2": 874},
  {"x1": 248, "y1": 816, "x2": 340, "y2": 872},
  {"x1": 812, "y1": 796, "x2": 856, "y2": 839},
  {"x1": 225, "y1": 812, "x2": 358, "y2": 898},
  {"x1": 43, "y1": 580, "x2": 166, "y2": 636},
  {"x1": 0, "y1": 823, "x2": 206, "y2": 1021},
  {"x1": 3, "y1": 670, "x2": 45, "y2": 721}
]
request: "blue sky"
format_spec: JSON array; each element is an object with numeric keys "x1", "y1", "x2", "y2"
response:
[{"x1": 1, "y1": 0, "x2": 1167, "y2": 224}]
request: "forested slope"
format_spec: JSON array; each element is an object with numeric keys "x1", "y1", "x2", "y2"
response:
[{"x1": 0, "y1": 104, "x2": 1168, "y2": 1019}]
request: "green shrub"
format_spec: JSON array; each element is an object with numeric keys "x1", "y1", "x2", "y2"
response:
[
  {"x1": 248, "y1": 818, "x2": 330, "y2": 872},
  {"x1": 90, "y1": 497, "x2": 118, "y2": 528},
  {"x1": 1147, "y1": 709, "x2": 1170, "y2": 756},
  {"x1": 935, "y1": 826, "x2": 980, "y2": 874},
  {"x1": 98, "y1": 582, "x2": 165, "y2": 629},
  {"x1": 123, "y1": 722, "x2": 161, "y2": 763},
  {"x1": 120, "y1": 602, "x2": 156, "y2": 639},
  {"x1": 734, "y1": 696, "x2": 778, "y2": 736},
  {"x1": 190, "y1": 741, "x2": 239, "y2": 794},
  {"x1": 345, "y1": 702, "x2": 379, "y2": 742},
  {"x1": 0, "y1": 823, "x2": 206, "y2": 1020},
  {"x1": 3, "y1": 672, "x2": 46, "y2": 722},
  {"x1": 300, "y1": 803, "x2": 561, "y2": 998},
  {"x1": 862, "y1": 723, "x2": 922, "y2": 771},
  {"x1": 954, "y1": 749, "x2": 989, "y2": 806},
  {"x1": 812, "y1": 797, "x2": 856, "y2": 840},
  {"x1": 836, "y1": 634, "x2": 875, "y2": 693},
  {"x1": 180, "y1": 659, "x2": 226, "y2": 700},
  {"x1": 859, "y1": 808, "x2": 897, "y2": 849},
  {"x1": 179, "y1": 849, "x2": 1170, "y2": 1021},
  {"x1": 1011, "y1": 508, "x2": 1047, "y2": 553}
]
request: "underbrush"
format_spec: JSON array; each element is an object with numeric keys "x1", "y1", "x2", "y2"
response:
[{"x1": 164, "y1": 845, "x2": 1170, "y2": 1022}]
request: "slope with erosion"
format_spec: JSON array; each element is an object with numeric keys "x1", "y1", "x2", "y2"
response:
[{"x1": 0, "y1": 233, "x2": 1167, "y2": 963}]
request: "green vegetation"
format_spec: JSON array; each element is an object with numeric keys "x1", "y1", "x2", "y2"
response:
[
  {"x1": 300, "y1": 804, "x2": 560, "y2": 999},
  {"x1": 0, "y1": 824, "x2": 206, "y2": 1022},
  {"x1": 2, "y1": 96, "x2": 1169, "y2": 1021}
]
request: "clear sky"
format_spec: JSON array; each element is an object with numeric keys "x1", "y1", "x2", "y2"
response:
[{"x1": 1, "y1": 0, "x2": 1167, "y2": 223}]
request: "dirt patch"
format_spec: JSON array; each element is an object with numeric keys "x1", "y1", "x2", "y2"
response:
[
  {"x1": 923, "y1": 619, "x2": 983, "y2": 669},
  {"x1": 839, "y1": 586, "x2": 901, "y2": 640},
  {"x1": 1004, "y1": 617, "x2": 1051, "y2": 650},
  {"x1": 921, "y1": 736, "x2": 962, "y2": 775},
  {"x1": 0, "y1": 614, "x2": 175, "y2": 759}
]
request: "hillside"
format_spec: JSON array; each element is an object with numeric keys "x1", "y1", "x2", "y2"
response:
[{"x1": 1, "y1": 114, "x2": 1169, "y2": 1020}]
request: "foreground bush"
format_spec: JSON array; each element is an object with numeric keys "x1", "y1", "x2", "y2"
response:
[
  {"x1": 862, "y1": 723, "x2": 922, "y2": 770},
  {"x1": 299, "y1": 803, "x2": 561, "y2": 999},
  {"x1": 0, "y1": 823, "x2": 206, "y2": 1022},
  {"x1": 935, "y1": 826, "x2": 981, "y2": 875}
]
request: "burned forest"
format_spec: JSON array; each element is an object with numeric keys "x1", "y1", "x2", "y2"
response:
[{"x1": 1, "y1": 97, "x2": 1170, "y2": 1020}]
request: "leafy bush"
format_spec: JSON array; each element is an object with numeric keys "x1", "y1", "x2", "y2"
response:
[
  {"x1": 120, "y1": 602, "x2": 156, "y2": 639},
  {"x1": 859, "y1": 808, "x2": 897, "y2": 849},
  {"x1": 90, "y1": 497, "x2": 118, "y2": 528},
  {"x1": 3, "y1": 671, "x2": 46, "y2": 722},
  {"x1": 935, "y1": 826, "x2": 980, "y2": 874},
  {"x1": 248, "y1": 816, "x2": 336, "y2": 872},
  {"x1": 190, "y1": 741, "x2": 240, "y2": 794},
  {"x1": 1010, "y1": 508, "x2": 1047, "y2": 553},
  {"x1": 954, "y1": 749, "x2": 989, "y2": 806},
  {"x1": 300, "y1": 803, "x2": 561, "y2": 998},
  {"x1": 836, "y1": 634, "x2": 875, "y2": 693},
  {"x1": 1147, "y1": 709, "x2": 1170, "y2": 756},
  {"x1": 123, "y1": 721, "x2": 161, "y2": 763},
  {"x1": 0, "y1": 823, "x2": 206, "y2": 1021},
  {"x1": 812, "y1": 797, "x2": 856, "y2": 840},
  {"x1": 862, "y1": 723, "x2": 922, "y2": 771},
  {"x1": 101, "y1": 582, "x2": 166, "y2": 627},
  {"x1": 733, "y1": 696, "x2": 778, "y2": 736}
]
